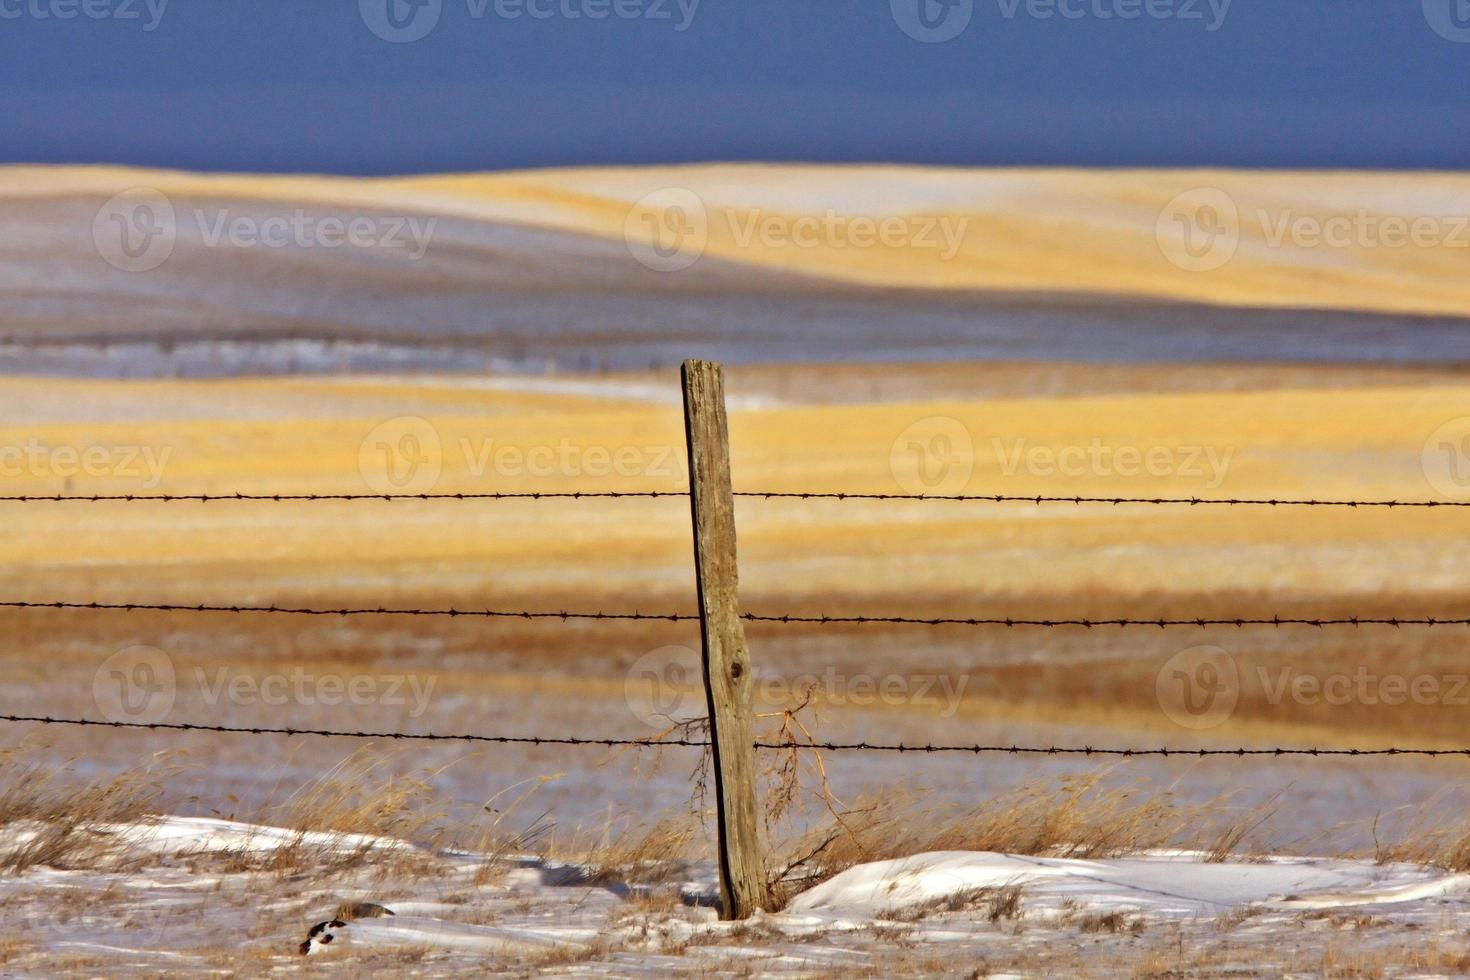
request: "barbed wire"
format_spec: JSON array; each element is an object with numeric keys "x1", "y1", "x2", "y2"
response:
[
  {"x1": 0, "y1": 713, "x2": 703, "y2": 746},
  {"x1": 4, "y1": 600, "x2": 1468, "y2": 629},
  {"x1": 3, "y1": 600, "x2": 1468, "y2": 629},
  {"x1": 0, "y1": 491, "x2": 682, "y2": 502},
  {"x1": 779, "y1": 742, "x2": 1470, "y2": 757},
  {"x1": 0, "y1": 600, "x2": 696, "y2": 621},
  {"x1": 742, "y1": 613, "x2": 1470, "y2": 628},
  {"x1": 2, "y1": 489, "x2": 1465, "y2": 508},
  {"x1": 1, "y1": 713, "x2": 1463, "y2": 758},
  {"x1": 735, "y1": 491, "x2": 1470, "y2": 508}
]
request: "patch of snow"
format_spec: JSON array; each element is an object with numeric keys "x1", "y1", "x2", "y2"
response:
[
  {"x1": 306, "y1": 916, "x2": 583, "y2": 956},
  {"x1": 7, "y1": 816, "x2": 1470, "y2": 973},
  {"x1": 95, "y1": 814, "x2": 411, "y2": 859},
  {"x1": 787, "y1": 850, "x2": 1470, "y2": 918}
]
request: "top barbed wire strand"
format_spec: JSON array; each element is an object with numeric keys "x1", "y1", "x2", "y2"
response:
[
  {"x1": 1, "y1": 600, "x2": 1467, "y2": 629},
  {"x1": 0, "y1": 490, "x2": 1465, "y2": 507}
]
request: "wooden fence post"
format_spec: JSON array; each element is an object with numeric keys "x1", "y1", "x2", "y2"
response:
[{"x1": 681, "y1": 358, "x2": 772, "y2": 920}]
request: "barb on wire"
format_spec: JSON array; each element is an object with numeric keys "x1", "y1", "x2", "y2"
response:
[{"x1": 0, "y1": 713, "x2": 1461, "y2": 758}]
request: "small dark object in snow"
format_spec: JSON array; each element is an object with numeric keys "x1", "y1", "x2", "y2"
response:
[{"x1": 300, "y1": 902, "x2": 396, "y2": 954}]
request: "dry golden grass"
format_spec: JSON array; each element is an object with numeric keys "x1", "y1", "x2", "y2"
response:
[
  {"x1": 887, "y1": 883, "x2": 1025, "y2": 924},
  {"x1": 0, "y1": 749, "x2": 168, "y2": 872},
  {"x1": 0, "y1": 744, "x2": 533, "y2": 880}
]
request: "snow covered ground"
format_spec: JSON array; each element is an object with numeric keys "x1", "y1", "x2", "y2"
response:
[{"x1": 4, "y1": 816, "x2": 1470, "y2": 976}]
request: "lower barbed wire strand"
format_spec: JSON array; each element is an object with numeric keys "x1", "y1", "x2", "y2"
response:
[{"x1": 0, "y1": 714, "x2": 1462, "y2": 757}]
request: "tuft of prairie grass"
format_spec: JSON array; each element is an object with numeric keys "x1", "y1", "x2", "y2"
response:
[
  {"x1": 0, "y1": 747, "x2": 170, "y2": 872},
  {"x1": 0, "y1": 743, "x2": 544, "y2": 880},
  {"x1": 229, "y1": 749, "x2": 451, "y2": 876},
  {"x1": 887, "y1": 883, "x2": 1024, "y2": 924},
  {"x1": 545, "y1": 811, "x2": 703, "y2": 887},
  {"x1": 1372, "y1": 801, "x2": 1470, "y2": 872}
]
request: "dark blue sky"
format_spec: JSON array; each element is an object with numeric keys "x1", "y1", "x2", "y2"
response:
[{"x1": 2, "y1": 0, "x2": 1467, "y2": 174}]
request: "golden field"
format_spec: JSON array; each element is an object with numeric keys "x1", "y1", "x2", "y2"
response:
[
  {"x1": 7, "y1": 163, "x2": 1470, "y2": 317},
  {"x1": 3, "y1": 361, "x2": 1470, "y2": 757}
]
